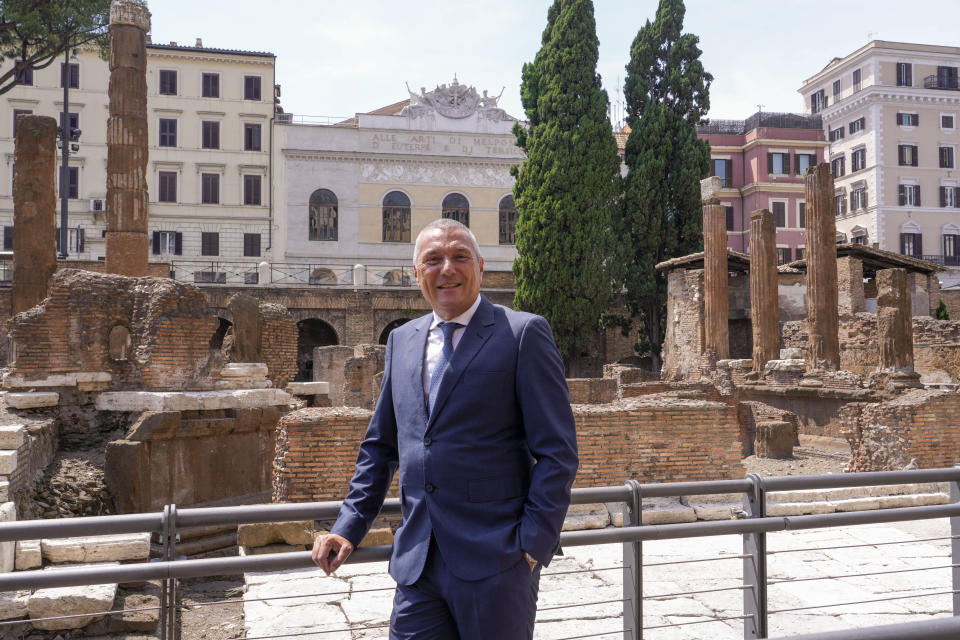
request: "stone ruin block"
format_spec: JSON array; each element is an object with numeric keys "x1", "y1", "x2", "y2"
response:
[
  {"x1": 7, "y1": 269, "x2": 218, "y2": 390},
  {"x1": 313, "y1": 344, "x2": 386, "y2": 409},
  {"x1": 738, "y1": 401, "x2": 800, "y2": 457},
  {"x1": 221, "y1": 295, "x2": 298, "y2": 389},
  {"x1": 754, "y1": 421, "x2": 794, "y2": 459},
  {"x1": 566, "y1": 378, "x2": 618, "y2": 404}
]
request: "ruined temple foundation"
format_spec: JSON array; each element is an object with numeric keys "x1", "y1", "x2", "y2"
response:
[
  {"x1": 702, "y1": 177, "x2": 729, "y2": 361},
  {"x1": 12, "y1": 116, "x2": 58, "y2": 315},
  {"x1": 749, "y1": 208, "x2": 779, "y2": 374},
  {"x1": 804, "y1": 163, "x2": 840, "y2": 372},
  {"x1": 104, "y1": 1, "x2": 151, "y2": 276}
]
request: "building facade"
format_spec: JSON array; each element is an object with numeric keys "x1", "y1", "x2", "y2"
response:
[
  {"x1": 272, "y1": 79, "x2": 523, "y2": 281},
  {"x1": 0, "y1": 39, "x2": 275, "y2": 268},
  {"x1": 799, "y1": 41, "x2": 960, "y2": 285},
  {"x1": 698, "y1": 112, "x2": 828, "y2": 263}
]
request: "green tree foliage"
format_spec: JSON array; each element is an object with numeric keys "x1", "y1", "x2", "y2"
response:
[
  {"x1": 622, "y1": 0, "x2": 711, "y2": 370},
  {"x1": 936, "y1": 298, "x2": 950, "y2": 320},
  {"x1": 0, "y1": 0, "x2": 139, "y2": 96},
  {"x1": 511, "y1": 0, "x2": 622, "y2": 369}
]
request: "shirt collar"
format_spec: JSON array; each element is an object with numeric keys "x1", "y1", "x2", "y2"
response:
[{"x1": 430, "y1": 295, "x2": 481, "y2": 331}]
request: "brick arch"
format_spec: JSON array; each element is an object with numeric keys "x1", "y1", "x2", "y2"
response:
[
  {"x1": 295, "y1": 317, "x2": 339, "y2": 382},
  {"x1": 378, "y1": 318, "x2": 411, "y2": 344}
]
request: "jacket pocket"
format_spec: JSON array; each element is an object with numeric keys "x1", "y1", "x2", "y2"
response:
[{"x1": 468, "y1": 476, "x2": 525, "y2": 502}]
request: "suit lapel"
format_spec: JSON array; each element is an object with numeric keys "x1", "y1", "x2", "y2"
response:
[
  {"x1": 427, "y1": 296, "x2": 496, "y2": 431},
  {"x1": 403, "y1": 314, "x2": 432, "y2": 427}
]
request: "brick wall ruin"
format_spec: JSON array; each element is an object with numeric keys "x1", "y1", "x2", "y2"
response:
[
  {"x1": 7, "y1": 269, "x2": 218, "y2": 390},
  {"x1": 313, "y1": 345, "x2": 386, "y2": 409},
  {"x1": 258, "y1": 303, "x2": 298, "y2": 388},
  {"x1": 272, "y1": 396, "x2": 745, "y2": 502},
  {"x1": 841, "y1": 389, "x2": 960, "y2": 472}
]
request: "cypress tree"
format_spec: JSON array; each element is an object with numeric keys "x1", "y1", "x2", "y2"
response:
[
  {"x1": 622, "y1": 0, "x2": 712, "y2": 371},
  {"x1": 512, "y1": 0, "x2": 622, "y2": 371}
]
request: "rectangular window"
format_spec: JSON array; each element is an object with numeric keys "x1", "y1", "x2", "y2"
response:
[
  {"x1": 851, "y1": 186, "x2": 867, "y2": 211},
  {"x1": 896, "y1": 62, "x2": 912, "y2": 87},
  {"x1": 945, "y1": 235, "x2": 960, "y2": 265},
  {"x1": 244, "y1": 75, "x2": 261, "y2": 101},
  {"x1": 243, "y1": 175, "x2": 262, "y2": 205},
  {"x1": 153, "y1": 230, "x2": 182, "y2": 255},
  {"x1": 832, "y1": 79, "x2": 841, "y2": 100},
  {"x1": 768, "y1": 152, "x2": 790, "y2": 175},
  {"x1": 60, "y1": 62, "x2": 79, "y2": 89},
  {"x1": 829, "y1": 126, "x2": 844, "y2": 142},
  {"x1": 897, "y1": 112, "x2": 918, "y2": 127},
  {"x1": 851, "y1": 148, "x2": 866, "y2": 172},
  {"x1": 14, "y1": 61, "x2": 32, "y2": 86},
  {"x1": 158, "y1": 118, "x2": 177, "y2": 147},
  {"x1": 724, "y1": 205, "x2": 734, "y2": 231},
  {"x1": 810, "y1": 89, "x2": 825, "y2": 114},
  {"x1": 56, "y1": 228, "x2": 85, "y2": 253},
  {"x1": 937, "y1": 66, "x2": 959, "y2": 90},
  {"x1": 201, "y1": 232, "x2": 219, "y2": 256},
  {"x1": 201, "y1": 121, "x2": 220, "y2": 149},
  {"x1": 12, "y1": 109, "x2": 32, "y2": 136},
  {"x1": 771, "y1": 201, "x2": 786, "y2": 228},
  {"x1": 3, "y1": 226, "x2": 13, "y2": 251},
  {"x1": 831, "y1": 156, "x2": 845, "y2": 178},
  {"x1": 898, "y1": 144, "x2": 918, "y2": 167},
  {"x1": 899, "y1": 184, "x2": 921, "y2": 206},
  {"x1": 940, "y1": 147, "x2": 955, "y2": 169},
  {"x1": 243, "y1": 233, "x2": 261, "y2": 257},
  {"x1": 798, "y1": 202, "x2": 806, "y2": 228},
  {"x1": 776, "y1": 248, "x2": 791, "y2": 265},
  {"x1": 835, "y1": 193, "x2": 847, "y2": 216},
  {"x1": 794, "y1": 153, "x2": 815, "y2": 176},
  {"x1": 940, "y1": 186, "x2": 960, "y2": 208},
  {"x1": 159, "y1": 69, "x2": 177, "y2": 95},
  {"x1": 201, "y1": 72, "x2": 220, "y2": 98},
  {"x1": 848, "y1": 117, "x2": 864, "y2": 134},
  {"x1": 943, "y1": 115, "x2": 956, "y2": 130},
  {"x1": 243, "y1": 123, "x2": 261, "y2": 151},
  {"x1": 59, "y1": 166, "x2": 79, "y2": 199},
  {"x1": 712, "y1": 159, "x2": 732, "y2": 187},
  {"x1": 853, "y1": 68, "x2": 862, "y2": 93},
  {"x1": 201, "y1": 173, "x2": 219, "y2": 204},
  {"x1": 900, "y1": 233, "x2": 922, "y2": 257},
  {"x1": 795, "y1": 247, "x2": 804, "y2": 261},
  {"x1": 158, "y1": 171, "x2": 177, "y2": 203}
]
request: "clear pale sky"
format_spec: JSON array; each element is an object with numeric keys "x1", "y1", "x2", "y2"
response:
[{"x1": 151, "y1": 1, "x2": 960, "y2": 124}]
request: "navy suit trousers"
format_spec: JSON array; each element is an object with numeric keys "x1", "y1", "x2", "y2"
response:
[{"x1": 389, "y1": 537, "x2": 540, "y2": 640}]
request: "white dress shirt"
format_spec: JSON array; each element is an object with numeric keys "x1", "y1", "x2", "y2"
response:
[{"x1": 422, "y1": 295, "x2": 481, "y2": 396}]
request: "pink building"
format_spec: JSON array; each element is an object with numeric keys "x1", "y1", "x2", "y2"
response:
[{"x1": 697, "y1": 112, "x2": 829, "y2": 263}]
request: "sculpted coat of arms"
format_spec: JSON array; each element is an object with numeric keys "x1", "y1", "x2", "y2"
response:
[{"x1": 402, "y1": 77, "x2": 510, "y2": 121}]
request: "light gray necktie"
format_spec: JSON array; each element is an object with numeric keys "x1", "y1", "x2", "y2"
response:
[{"x1": 428, "y1": 321, "x2": 462, "y2": 414}]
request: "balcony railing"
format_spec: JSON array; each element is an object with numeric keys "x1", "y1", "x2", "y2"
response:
[
  {"x1": 168, "y1": 261, "x2": 419, "y2": 288},
  {"x1": 698, "y1": 112, "x2": 822, "y2": 135},
  {"x1": 920, "y1": 254, "x2": 960, "y2": 267},
  {"x1": 923, "y1": 75, "x2": 960, "y2": 91}
]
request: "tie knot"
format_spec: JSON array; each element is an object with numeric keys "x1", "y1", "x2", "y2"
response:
[{"x1": 439, "y1": 321, "x2": 462, "y2": 342}]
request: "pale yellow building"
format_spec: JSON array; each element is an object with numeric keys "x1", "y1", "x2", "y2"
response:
[
  {"x1": 799, "y1": 41, "x2": 960, "y2": 285},
  {"x1": 0, "y1": 38, "x2": 275, "y2": 267}
]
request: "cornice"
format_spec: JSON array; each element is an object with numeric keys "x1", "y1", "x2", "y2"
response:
[
  {"x1": 742, "y1": 138, "x2": 827, "y2": 152},
  {"x1": 741, "y1": 182, "x2": 806, "y2": 196},
  {"x1": 148, "y1": 50, "x2": 273, "y2": 67},
  {"x1": 281, "y1": 149, "x2": 521, "y2": 166},
  {"x1": 823, "y1": 86, "x2": 960, "y2": 120}
]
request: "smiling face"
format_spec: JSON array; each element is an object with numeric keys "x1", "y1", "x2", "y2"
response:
[{"x1": 414, "y1": 227, "x2": 484, "y2": 320}]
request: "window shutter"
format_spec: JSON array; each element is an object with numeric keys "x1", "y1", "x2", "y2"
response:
[
  {"x1": 767, "y1": 153, "x2": 773, "y2": 174},
  {"x1": 898, "y1": 146, "x2": 904, "y2": 165},
  {"x1": 942, "y1": 187, "x2": 948, "y2": 207},
  {"x1": 783, "y1": 154, "x2": 790, "y2": 175},
  {"x1": 900, "y1": 233, "x2": 906, "y2": 254},
  {"x1": 848, "y1": 122, "x2": 854, "y2": 134},
  {"x1": 955, "y1": 187, "x2": 960, "y2": 206},
  {"x1": 899, "y1": 185, "x2": 906, "y2": 206},
  {"x1": 916, "y1": 186, "x2": 921, "y2": 207},
  {"x1": 863, "y1": 189, "x2": 868, "y2": 207},
  {"x1": 849, "y1": 193, "x2": 855, "y2": 211},
  {"x1": 912, "y1": 146, "x2": 918, "y2": 167},
  {"x1": 152, "y1": 231, "x2": 160, "y2": 255},
  {"x1": 77, "y1": 228, "x2": 84, "y2": 253},
  {"x1": 916, "y1": 234, "x2": 922, "y2": 256},
  {"x1": 914, "y1": 114, "x2": 919, "y2": 126},
  {"x1": 906, "y1": 65, "x2": 912, "y2": 86},
  {"x1": 896, "y1": 113, "x2": 903, "y2": 126},
  {"x1": 793, "y1": 154, "x2": 800, "y2": 174},
  {"x1": 3, "y1": 226, "x2": 12, "y2": 251},
  {"x1": 174, "y1": 232, "x2": 183, "y2": 256}
]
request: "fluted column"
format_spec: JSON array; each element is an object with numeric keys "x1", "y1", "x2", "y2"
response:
[
  {"x1": 702, "y1": 177, "x2": 729, "y2": 360},
  {"x1": 105, "y1": 0, "x2": 152, "y2": 276},
  {"x1": 804, "y1": 163, "x2": 840, "y2": 370},
  {"x1": 749, "y1": 209, "x2": 779, "y2": 372},
  {"x1": 876, "y1": 268, "x2": 914, "y2": 373}
]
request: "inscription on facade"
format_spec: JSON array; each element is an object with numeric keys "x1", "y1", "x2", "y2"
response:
[{"x1": 365, "y1": 132, "x2": 520, "y2": 158}]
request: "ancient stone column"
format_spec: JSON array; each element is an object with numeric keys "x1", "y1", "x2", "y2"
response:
[
  {"x1": 837, "y1": 256, "x2": 865, "y2": 315},
  {"x1": 876, "y1": 268, "x2": 914, "y2": 372},
  {"x1": 105, "y1": 0, "x2": 151, "y2": 276},
  {"x1": 804, "y1": 163, "x2": 840, "y2": 370},
  {"x1": 749, "y1": 209, "x2": 779, "y2": 372},
  {"x1": 12, "y1": 116, "x2": 58, "y2": 314},
  {"x1": 702, "y1": 177, "x2": 729, "y2": 360}
]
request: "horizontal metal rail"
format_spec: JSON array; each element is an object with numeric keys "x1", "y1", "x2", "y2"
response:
[{"x1": 771, "y1": 613, "x2": 960, "y2": 639}]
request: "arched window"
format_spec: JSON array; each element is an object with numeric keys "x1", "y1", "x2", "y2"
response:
[
  {"x1": 309, "y1": 189, "x2": 338, "y2": 241},
  {"x1": 442, "y1": 193, "x2": 469, "y2": 227},
  {"x1": 383, "y1": 191, "x2": 411, "y2": 242},
  {"x1": 499, "y1": 195, "x2": 517, "y2": 244}
]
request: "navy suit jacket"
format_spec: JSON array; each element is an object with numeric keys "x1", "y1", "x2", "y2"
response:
[{"x1": 331, "y1": 295, "x2": 579, "y2": 584}]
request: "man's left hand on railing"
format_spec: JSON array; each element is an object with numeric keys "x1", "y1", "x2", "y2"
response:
[{"x1": 312, "y1": 533, "x2": 354, "y2": 575}]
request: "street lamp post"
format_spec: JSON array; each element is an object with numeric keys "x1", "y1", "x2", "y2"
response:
[{"x1": 58, "y1": 45, "x2": 80, "y2": 259}]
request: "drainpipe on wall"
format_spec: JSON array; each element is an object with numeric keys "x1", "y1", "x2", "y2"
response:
[{"x1": 267, "y1": 59, "x2": 277, "y2": 254}]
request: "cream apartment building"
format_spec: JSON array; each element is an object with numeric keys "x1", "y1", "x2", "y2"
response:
[
  {"x1": 0, "y1": 39, "x2": 275, "y2": 267},
  {"x1": 799, "y1": 41, "x2": 960, "y2": 285}
]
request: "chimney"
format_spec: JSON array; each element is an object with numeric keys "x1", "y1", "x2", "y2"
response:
[
  {"x1": 195, "y1": 38, "x2": 203, "y2": 48},
  {"x1": 169, "y1": 41, "x2": 177, "y2": 47}
]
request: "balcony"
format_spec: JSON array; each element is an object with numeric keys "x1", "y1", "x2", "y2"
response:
[
  {"x1": 920, "y1": 254, "x2": 960, "y2": 267},
  {"x1": 923, "y1": 75, "x2": 959, "y2": 91}
]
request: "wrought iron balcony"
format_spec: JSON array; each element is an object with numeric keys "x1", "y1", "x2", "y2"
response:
[
  {"x1": 920, "y1": 254, "x2": 960, "y2": 267},
  {"x1": 923, "y1": 75, "x2": 959, "y2": 91}
]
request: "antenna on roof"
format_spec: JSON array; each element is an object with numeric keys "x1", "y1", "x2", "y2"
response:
[{"x1": 867, "y1": 31, "x2": 877, "y2": 41}]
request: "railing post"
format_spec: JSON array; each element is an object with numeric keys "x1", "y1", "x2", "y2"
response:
[
  {"x1": 952, "y1": 464, "x2": 960, "y2": 616},
  {"x1": 623, "y1": 479, "x2": 643, "y2": 640},
  {"x1": 743, "y1": 474, "x2": 768, "y2": 639},
  {"x1": 160, "y1": 504, "x2": 180, "y2": 640}
]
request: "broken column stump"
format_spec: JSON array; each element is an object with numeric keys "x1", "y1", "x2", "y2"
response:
[
  {"x1": 702, "y1": 176, "x2": 729, "y2": 361},
  {"x1": 749, "y1": 208, "x2": 779, "y2": 374},
  {"x1": 754, "y1": 421, "x2": 794, "y2": 459},
  {"x1": 804, "y1": 163, "x2": 840, "y2": 371},
  {"x1": 104, "y1": 0, "x2": 151, "y2": 276},
  {"x1": 875, "y1": 268, "x2": 922, "y2": 389},
  {"x1": 12, "y1": 116, "x2": 58, "y2": 315}
]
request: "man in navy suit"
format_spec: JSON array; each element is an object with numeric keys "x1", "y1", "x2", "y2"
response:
[{"x1": 312, "y1": 218, "x2": 578, "y2": 639}]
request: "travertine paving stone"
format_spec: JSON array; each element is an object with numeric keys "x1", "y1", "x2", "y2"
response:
[
  {"x1": 0, "y1": 425, "x2": 25, "y2": 449},
  {"x1": 28, "y1": 563, "x2": 119, "y2": 630},
  {"x1": 42, "y1": 533, "x2": 150, "y2": 564},
  {"x1": 15, "y1": 540, "x2": 40, "y2": 570},
  {"x1": 5, "y1": 392, "x2": 58, "y2": 409}
]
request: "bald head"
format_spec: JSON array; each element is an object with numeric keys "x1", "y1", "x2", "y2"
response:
[{"x1": 413, "y1": 218, "x2": 482, "y2": 264}]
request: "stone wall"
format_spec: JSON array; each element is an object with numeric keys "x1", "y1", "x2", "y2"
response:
[
  {"x1": 663, "y1": 269, "x2": 704, "y2": 381},
  {"x1": 8, "y1": 420, "x2": 57, "y2": 506},
  {"x1": 259, "y1": 302, "x2": 298, "y2": 388},
  {"x1": 566, "y1": 378, "x2": 618, "y2": 404},
  {"x1": 272, "y1": 397, "x2": 745, "y2": 501},
  {"x1": 782, "y1": 313, "x2": 960, "y2": 383},
  {"x1": 105, "y1": 407, "x2": 281, "y2": 512},
  {"x1": 313, "y1": 344, "x2": 386, "y2": 409},
  {"x1": 7, "y1": 270, "x2": 218, "y2": 390},
  {"x1": 841, "y1": 389, "x2": 960, "y2": 471}
]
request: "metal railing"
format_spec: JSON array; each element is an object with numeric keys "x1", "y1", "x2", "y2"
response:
[
  {"x1": 923, "y1": 75, "x2": 960, "y2": 91},
  {"x1": 921, "y1": 254, "x2": 960, "y2": 267},
  {"x1": 166, "y1": 261, "x2": 420, "y2": 288},
  {"x1": 275, "y1": 113, "x2": 354, "y2": 126},
  {"x1": 698, "y1": 112, "x2": 822, "y2": 135},
  {"x1": 0, "y1": 467, "x2": 958, "y2": 639}
]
